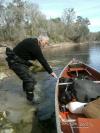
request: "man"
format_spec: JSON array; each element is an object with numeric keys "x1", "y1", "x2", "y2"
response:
[{"x1": 6, "y1": 35, "x2": 57, "y2": 103}]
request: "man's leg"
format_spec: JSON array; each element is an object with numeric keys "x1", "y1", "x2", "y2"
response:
[
  {"x1": 9, "y1": 63, "x2": 35, "y2": 102},
  {"x1": 23, "y1": 81, "x2": 34, "y2": 101}
]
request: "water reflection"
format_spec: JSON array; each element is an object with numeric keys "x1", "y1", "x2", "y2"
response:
[
  {"x1": 44, "y1": 43, "x2": 100, "y2": 71},
  {"x1": 89, "y1": 43, "x2": 100, "y2": 71},
  {"x1": 36, "y1": 43, "x2": 100, "y2": 132}
]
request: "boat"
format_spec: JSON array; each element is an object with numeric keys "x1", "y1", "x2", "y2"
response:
[{"x1": 55, "y1": 58, "x2": 100, "y2": 133}]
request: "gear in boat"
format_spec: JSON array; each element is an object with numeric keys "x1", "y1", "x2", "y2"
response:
[{"x1": 59, "y1": 77, "x2": 100, "y2": 116}]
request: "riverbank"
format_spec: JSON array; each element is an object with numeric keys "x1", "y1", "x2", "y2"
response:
[{"x1": 45, "y1": 41, "x2": 79, "y2": 49}]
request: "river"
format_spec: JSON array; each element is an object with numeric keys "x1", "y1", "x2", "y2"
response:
[
  {"x1": 0, "y1": 42, "x2": 100, "y2": 133},
  {"x1": 34, "y1": 42, "x2": 100, "y2": 132}
]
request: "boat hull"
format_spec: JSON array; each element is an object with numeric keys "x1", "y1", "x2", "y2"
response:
[{"x1": 55, "y1": 59, "x2": 100, "y2": 133}]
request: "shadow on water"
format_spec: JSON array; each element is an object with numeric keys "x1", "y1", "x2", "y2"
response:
[
  {"x1": 31, "y1": 69, "x2": 61, "y2": 133},
  {"x1": 31, "y1": 112, "x2": 57, "y2": 133}
]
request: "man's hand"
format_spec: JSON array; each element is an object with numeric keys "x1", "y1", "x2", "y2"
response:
[{"x1": 51, "y1": 72, "x2": 57, "y2": 78}]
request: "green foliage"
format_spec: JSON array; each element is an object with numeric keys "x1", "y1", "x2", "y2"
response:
[
  {"x1": 0, "y1": 1, "x2": 97, "y2": 44},
  {"x1": 61, "y1": 9, "x2": 90, "y2": 42},
  {"x1": 62, "y1": 8, "x2": 75, "y2": 25},
  {"x1": 95, "y1": 32, "x2": 100, "y2": 41}
]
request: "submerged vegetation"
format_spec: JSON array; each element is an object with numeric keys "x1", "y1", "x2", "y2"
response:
[{"x1": 0, "y1": 0, "x2": 100, "y2": 45}]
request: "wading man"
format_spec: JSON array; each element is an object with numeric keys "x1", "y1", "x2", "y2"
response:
[{"x1": 6, "y1": 36, "x2": 57, "y2": 103}]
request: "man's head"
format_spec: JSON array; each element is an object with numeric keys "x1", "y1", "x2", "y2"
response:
[{"x1": 38, "y1": 35, "x2": 49, "y2": 48}]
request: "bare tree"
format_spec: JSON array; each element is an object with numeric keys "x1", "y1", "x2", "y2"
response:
[
  {"x1": 62, "y1": 8, "x2": 76, "y2": 25},
  {"x1": 0, "y1": 1, "x2": 93, "y2": 44}
]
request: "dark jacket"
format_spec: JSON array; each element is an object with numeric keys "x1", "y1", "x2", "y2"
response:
[{"x1": 13, "y1": 38, "x2": 52, "y2": 74}]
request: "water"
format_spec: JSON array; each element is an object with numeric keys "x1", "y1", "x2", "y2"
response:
[
  {"x1": 1, "y1": 42, "x2": 100, "y2": 133},
  {"x1": 37, "y1": 42, "x2": 100, "y2": 103},
  {"x1": 35, "y1": 42, "x2": 100, "y2": 132},
  {"x1": 44, "y1": 42, "x2": 100, "y2": 71}
]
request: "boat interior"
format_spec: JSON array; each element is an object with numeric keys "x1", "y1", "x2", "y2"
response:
[{"x1": 57, "y1": 63, "x2": 100, "y2": 133}]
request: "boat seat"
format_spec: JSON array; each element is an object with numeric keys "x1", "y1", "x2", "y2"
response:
[
  {"x1": 93, "y1": 81, "x2": 100, "y2": 83},
  {"x1": 58, "y1": 82, "x2": 73, "y2": 85},
  {"x1": 83, "y1": 98, "x2": 100, "y2": 118}
]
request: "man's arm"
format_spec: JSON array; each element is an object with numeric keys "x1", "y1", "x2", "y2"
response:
[
  {"x1": 29, "y1": 39, "x2": 57, "y2": 78},
  {"x1": 35, "y1": 46, "x2": 53, "y2": 74},
  {"x1": 37, "y1": 53, "x2": 57, "y2": 78}
]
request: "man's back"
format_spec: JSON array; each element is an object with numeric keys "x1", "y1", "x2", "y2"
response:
[
  {"x1": 13, "y1": 38, "x2": 52, "y2": 74},
  {"x1": 13, "y1": 38, "x2": 39, "y2": 61}
]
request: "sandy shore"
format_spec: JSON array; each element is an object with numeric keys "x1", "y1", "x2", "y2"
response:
[{"x1": 45, "y1": 42, "x2": 79, "y2": 49}]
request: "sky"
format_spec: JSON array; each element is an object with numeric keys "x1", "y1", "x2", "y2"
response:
[
  {"x1": 30, "y1": 0, "x2": 100, "y2": 32},
  {"x1": 5, "y1": 0, "x2": 100, "y2": 32}
]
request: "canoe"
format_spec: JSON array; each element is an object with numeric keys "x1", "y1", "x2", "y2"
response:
[{"x1": 55, "y1": 58, "x2": 100, "y2": 133}]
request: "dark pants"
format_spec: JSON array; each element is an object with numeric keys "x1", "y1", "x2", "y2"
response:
[{"x1": 6, "y1": 58, "x2": 36, "y2": 102}]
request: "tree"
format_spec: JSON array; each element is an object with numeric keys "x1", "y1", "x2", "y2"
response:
[
  {"x1": 62, "y1": 8, "x2": 75, "y2": 25},
  {"x1": 61, "y1": 8, "x2": 76, "y2": 41},
  {"x1": 75, "y1": 16, "x2": 90, "y2": 42},
  {"x1": 0, "y1": 1, "x2": 93, "y2": 43},
  {"x1": 24, "y1": 2, "x2": 47, "y2": 36},
  {"x1": 51, "y1": 17, "x2": 61, "y2": 23},
  {"x1": 46, "y1": 18, "x2": 65, "y2": 42},
  {"x1": 95, "y1": 32, "x2": 100, "y2": 41}
]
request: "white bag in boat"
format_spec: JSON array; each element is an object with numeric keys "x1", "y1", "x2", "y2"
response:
[{"x1": 66, "y1": 101, "x2": 87, "y2": 114}]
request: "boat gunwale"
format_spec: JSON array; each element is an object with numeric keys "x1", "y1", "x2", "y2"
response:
[{"x1": 55, "y1": 59, "x2": 100, "y2": 133}]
